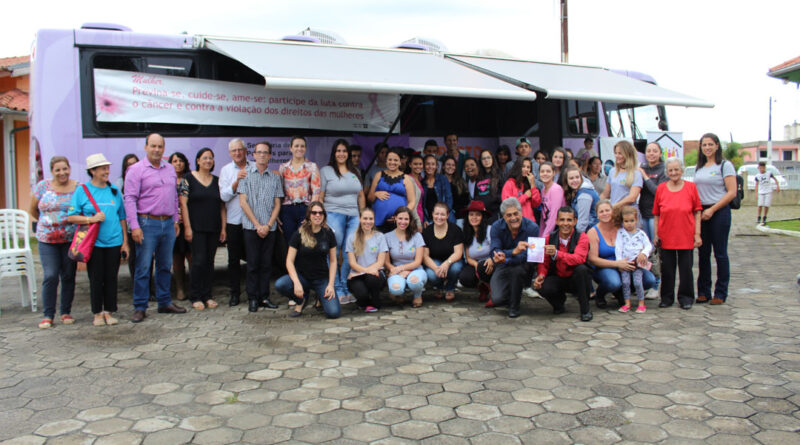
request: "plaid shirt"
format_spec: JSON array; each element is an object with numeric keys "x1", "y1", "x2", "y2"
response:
[{"x1": 239, "y1": 165, "x2": 284, "y2": 231}]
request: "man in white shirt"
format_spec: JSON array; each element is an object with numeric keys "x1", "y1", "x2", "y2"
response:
[{"x1": 219, "y1": 138, "x2": 254, "y2": 306}]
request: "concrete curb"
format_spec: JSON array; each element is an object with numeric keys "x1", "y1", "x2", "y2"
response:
[{"x1": 755, "y1": 222, "x2": 800, "y2": 238}]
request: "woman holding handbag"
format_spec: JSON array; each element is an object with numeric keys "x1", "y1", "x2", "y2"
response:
[
  {"x1": 67, "y1": 154, "x2": 129, "y2": 326},
  {"x1": 29, "y1": 156, "x2": 79, "y2": 329}
]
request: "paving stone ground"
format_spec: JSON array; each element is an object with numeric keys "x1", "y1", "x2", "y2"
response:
[{"x1": 1, "y1": 205, "x2": 799, "y2": 444}]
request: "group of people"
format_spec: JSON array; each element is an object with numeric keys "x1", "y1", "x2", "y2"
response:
[{"x1": 30, "y1": 131, "x2": 735, "y2": 328}]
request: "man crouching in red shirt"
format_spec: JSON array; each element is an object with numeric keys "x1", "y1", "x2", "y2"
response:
[{"x1": 533, "y1": 206, "x2": 593, "y2": 322}]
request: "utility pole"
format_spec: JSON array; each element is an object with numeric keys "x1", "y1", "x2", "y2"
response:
[
  {"x1": 560, "y1": 0, "x2": 569, "y2": 63},
  {"x1": 767, "y1": 96, "x2": 773, "y2": 164}
]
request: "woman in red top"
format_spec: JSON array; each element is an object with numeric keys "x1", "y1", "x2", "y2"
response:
[
  {"x1": 501, "y1": 157, "x2": 541, "y2": 222},
  {"x1": 652, "y1": 157, "x2": 702, "y2": 309}
]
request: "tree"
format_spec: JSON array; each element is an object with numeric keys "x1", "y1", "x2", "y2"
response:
[
  {"x1": 722, "y1": 141, "x2": 745, "y2": 170},
  {"x1": 684, "y1": 149, "x2": 698, "y2": 167}
]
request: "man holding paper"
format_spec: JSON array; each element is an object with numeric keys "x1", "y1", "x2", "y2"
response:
[
  {"x1": 533, "y1": 206, "x2": 593, "y2": 322},
  {"x1": 489, "y1": 197, "x2": 540, "y2": 318}
]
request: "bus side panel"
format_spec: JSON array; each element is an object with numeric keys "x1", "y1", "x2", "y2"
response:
[{"x1": 31, "y1": 30, "x2": 83, "y2": 178}]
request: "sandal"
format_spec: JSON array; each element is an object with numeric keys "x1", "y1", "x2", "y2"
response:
[
  {"x1": 635, "y1": 304, "x2": 646, "y2": 313},
  {"x1": 445, "y1": 291, "x2": 455, "y2": 302},
  {"x1": 434, "y1": 290, "x2": 443, "y2": 300},
  {"x1": 38, "y1": 318, "x2": 53, "y2": 329},
  {"x1": 618, "y1": 304, "x2": 631, "y2": 313},
  {"x1": 412, "y1": 297, "x2": 423, "y2": 308},
  {"x1": 60, "y1": 314, "x2": 75, "y2": 325},
  {"x1": 93, "y1": 314, "x2": 106, "y2": 326},
  {"x1": 192, "y1": 301, "x2": 205, "y2": 311},
  {"x1": 206, "y1": 299, "x2": 218, "y2": 309},
  {"x1": 103, "y1": 312, "x2": 118, "y2": 325}
]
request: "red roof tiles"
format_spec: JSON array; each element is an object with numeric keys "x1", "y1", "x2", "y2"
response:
[
  {"x1": 0, "y1": 56, "x2": 29, "y2": 70},
  {"x1": 0, "y1": 88, "x2": 28, "y2": 112},
  {"x1": 769, "y1": 55, "x2": 800, "y2": 74}
]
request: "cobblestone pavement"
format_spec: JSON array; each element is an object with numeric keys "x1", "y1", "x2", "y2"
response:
[{"x1": 1, "y1": 206, "x2": 799, "y2": 444}]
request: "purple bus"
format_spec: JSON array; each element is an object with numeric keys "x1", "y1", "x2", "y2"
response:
[{"x1": 30, "y1": 24, "x2": 711, "y2": 182}]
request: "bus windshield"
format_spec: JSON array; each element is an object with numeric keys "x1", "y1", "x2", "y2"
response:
[{"x1": 604, "y1": 103, "x2": 666, "y2": 139}]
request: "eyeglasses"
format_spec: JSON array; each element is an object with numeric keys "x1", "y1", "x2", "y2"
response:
[
  {"x1": 310, "y1": 210, "x2": 325, "y2": 216},
  {"x1": 254, "y1": 151, "x2": 270, "y2": 155},
  {"x1": 230, "y1": 148, "x2": 245, "y2": 153}
]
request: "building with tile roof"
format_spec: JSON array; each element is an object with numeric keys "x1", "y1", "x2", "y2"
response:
[{"x1": 0, "y1": 55, "x2": 30, "y2": 210}]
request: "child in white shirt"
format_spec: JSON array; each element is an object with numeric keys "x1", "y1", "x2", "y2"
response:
[
  {"x1": 754, "y1": 161, "x2": 780, "y2": 225},
  {"x1": 615, "y1": 206, "x2": 653, "y2": 313}
]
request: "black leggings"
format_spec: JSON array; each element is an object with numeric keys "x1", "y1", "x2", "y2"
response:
[
  {"x1": 347, "y1": 273, "x2": 386, "y2": 308},
  {"x1": 458, "y1": 259, "x2": 493, "y2": 288},
  {"x1": 190, "y1": 231, "x2": 219, "y2": 303},
  {"x1": 87, "y1": 245, "x2": 121, "y2": 314}
]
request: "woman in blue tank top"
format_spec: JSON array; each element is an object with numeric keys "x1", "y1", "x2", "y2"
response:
[
  {"x1": 369, "y1": 148, "x2": 416, "y2": 233},
  {"x1": 586, "y1": 200, "x2": 656, "y2": 308}
]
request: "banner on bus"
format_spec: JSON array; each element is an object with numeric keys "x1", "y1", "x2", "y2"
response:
[
  {"x1": 647, "y1": 131, "x2": 684, "y2": 161},
  {"x1": 93, "y1": 69, "x2": 400, "y2": 133}
]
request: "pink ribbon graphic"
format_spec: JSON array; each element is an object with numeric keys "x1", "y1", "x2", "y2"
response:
[{"x1": 369, "y1": 93, "x2": 387, "y2": 122}]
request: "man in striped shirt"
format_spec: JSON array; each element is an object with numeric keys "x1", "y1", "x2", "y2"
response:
[{"x1": 239, "y1": 142, "x2": 284, "y2": 312}]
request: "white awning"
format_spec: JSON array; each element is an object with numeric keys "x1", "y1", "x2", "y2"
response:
[
  {"x1": 447, "y1": 55, "x2": 714, "y2": 108},
  {"x1": 202, "y1": 37, "x2": 537, "y2": 101}
]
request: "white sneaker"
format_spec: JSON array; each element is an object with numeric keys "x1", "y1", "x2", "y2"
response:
[
  {"x1": 522, "y1": 287, "x2": 542, "y2": 299},
  {"x1": 645, "y1": 288, "x2": 659, "y2": 300}
]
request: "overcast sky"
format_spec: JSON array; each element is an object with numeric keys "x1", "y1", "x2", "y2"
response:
[{"x1": 3, "y1": 0, "x2": 799, "y2": 142}]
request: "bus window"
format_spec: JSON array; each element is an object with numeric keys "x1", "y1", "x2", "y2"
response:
[
  {"x1": 86, "y1": 51, "x2": 199, "y2": 136},
  {"x1": 604, "y1": 103, "x2": 667, "y2": 139},
  {"x1": 92, "y1": 54, "x2": 195, "y2": 77},
  {"x1": 401, "y1": 96, "x2": 538, "y2": 137},
  {"x1": 564, "y1": 100, "x2": 598, "y2": 136},
  {"x1": 209, "y1": 53, "x2": 265, "y2": 85}
]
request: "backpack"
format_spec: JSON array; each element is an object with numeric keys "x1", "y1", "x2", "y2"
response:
[{"x1": 722, "y1": 161, "x2": 744, "y2": 210}]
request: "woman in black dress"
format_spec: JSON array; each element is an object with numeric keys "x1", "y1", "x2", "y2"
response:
[{"x1": 179, "y1": 148, "x2": 226, "y2": 310}]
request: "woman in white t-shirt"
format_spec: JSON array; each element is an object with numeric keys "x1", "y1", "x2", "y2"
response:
[
  {"x1": 458, "y1": 201, "x2": 495, "y2": 305},
  {"x1": 693, "y1": 133, "x2": 736, "y2": 305},
  {"x1": 346, "y1": 208, "x2": 388, "y2": 313},
  {"x1": 384, "y1": 207, "x2": 427, "y2": 308},
  {"x1": 601, "y1": 140, "x2": 643, "y2": 212}
]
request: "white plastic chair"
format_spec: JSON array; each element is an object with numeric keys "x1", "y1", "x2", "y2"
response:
[{"x1": 0, "y1": 209, "x2": 38, "y2": 314}]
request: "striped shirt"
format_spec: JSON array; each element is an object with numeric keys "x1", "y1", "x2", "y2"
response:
[{"x1": 239, "y1": 165, "x2": 284, "y2": 231}]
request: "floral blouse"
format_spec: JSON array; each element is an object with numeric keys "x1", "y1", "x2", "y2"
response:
[
  {"x1": 33, "y1": 180, "x2": 78, "y2": 244},
  {"x1": 278, "y1": 160, "x2": 321, "y2": 205}
]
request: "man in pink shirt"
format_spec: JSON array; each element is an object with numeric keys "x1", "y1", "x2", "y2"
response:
[{"x1": 124, "y1": 133, "x2": 186, "y2": 322}]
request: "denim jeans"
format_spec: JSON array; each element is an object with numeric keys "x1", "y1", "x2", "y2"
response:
[
  {"x1": 593, "y1": 266, "x2": 655, "y2": 305},
  {"x1": 387, "y1": 268, "x2": 427, "y2": 298},
  {"x1": 39, "y1": 241, "x2": 76, "y2": 319},
  {"x1": 640, "y1": 216, "x2": 660, "y2": 290},
  {"x1": 698, "y1": 205, "x2": 731, "y2": 301},
  {"x1": 280, "y1": 203, "x2": 307, "y2": 243},
  {"x1": 327, "y1": 211, "x2": 360, "y2": 298},
  {"x1": 133, "y1": 216, "x2": 176, "y2": 311},
  {"x1": 641, "y1": 217, "x2": 655, "y2": 241},
  {"x1": 424, "y1": 259, "x2": 464, "y2": 292},
  {"x1": 275, "y1": 273, "x2": 341, "y2": 319}
]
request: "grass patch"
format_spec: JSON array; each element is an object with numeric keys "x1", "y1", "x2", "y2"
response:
[
  {"x1": 766, "y1": 219, "x2": 800, "y2": 232},
  {"x1": 225, "y1": 393, "x2": 239, "y2": 404}
]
